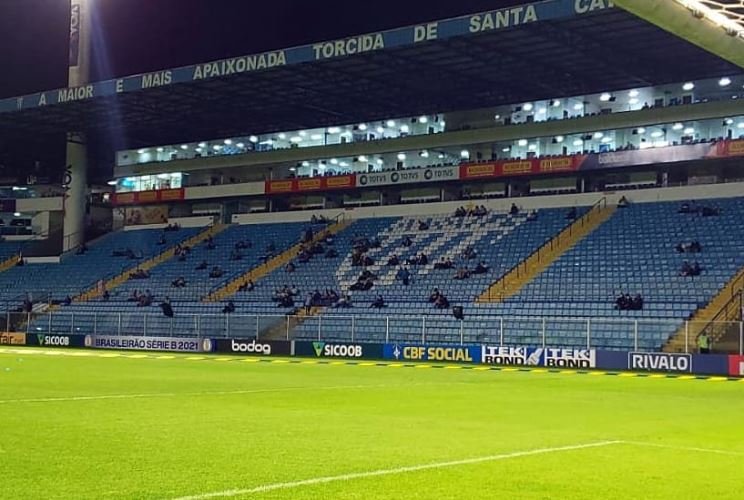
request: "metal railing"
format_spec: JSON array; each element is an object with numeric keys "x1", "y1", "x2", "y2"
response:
[{"x1": 9, "y1": 310, "x2": 743, "y2": 354}]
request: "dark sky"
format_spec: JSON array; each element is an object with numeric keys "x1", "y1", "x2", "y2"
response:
[{"x1": 0, "y1": 0, "x2": 523, "y2": 99}]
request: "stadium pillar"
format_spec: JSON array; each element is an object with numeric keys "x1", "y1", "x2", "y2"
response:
[{"x1": 63, "y1": 0, "x2": 93, "y2": 251}]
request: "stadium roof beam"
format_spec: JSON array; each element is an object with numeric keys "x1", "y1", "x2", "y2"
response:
[{"x1": 614, "y1": 0, "x2": 744, "y2": 69}]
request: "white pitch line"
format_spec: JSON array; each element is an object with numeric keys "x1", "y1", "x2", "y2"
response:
[
  {"x1": 0, "y1": 382, "x2": 455, "y2": 405},
  {"x1": 619, "y1": 440, "x2": 744, "y2": 457},
  {"x1": 171, "y1": 441, "x2": 622, "y2": 500}
]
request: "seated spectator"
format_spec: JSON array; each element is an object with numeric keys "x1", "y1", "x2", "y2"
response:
[
  {"x1": 205, "y1": 235, "x2": 214, "y2": 248},
  {"x1": 510, "y1": 203, "x2": 519, "y2": 215},
  {"x1": 675, "y1": 243, "x2": 685, "y2": 253},
  {"x1": 174, "y1": 243, "x2": 183, "y2": 256},
  {"x1": 325, "y1": 248, "x2": 339, "y2": 258},
  {"x1": 310, "y1": 242, "x2": 324, "y2": 255},
  {"x1": 160, "y1": 300, "x2": 174, "y2": 318},
  {"x1": 209, "y1": 266, "x2": 224, "y2": 278},
  {"x1": 631, "y1": 294, "x2": 644, "y2": 311},
  {"x1": 62, "y1": 295, "x2": 72, "y2": 306},
  {"x1": 157, "y1": 234, "x2": 167, "y2": 245},
  {"x1": 396, "y1": 267, "x2": 411, "y2": 286},
  {"x1": 453, "y1": 267, "x2": 471, "y2": 280},
  {"x1": 701, "y1": 206, "x2": 720, "y2": 217},
  {"x1": 303, "y1": 227, "x2": 314, "y2": 244},
  {"x1": 230, "y1": 249, "x2": 243, "y2": 261},
  {"x1": 298, "y1": 250, "x2": 311, "y2": 263},
  {"x1": 289, "y1": 285, "x2": 301, "y2": 297},
  {"x1": 689, "y1": 241, "x2": 702, "y2": 253},
  {"x1": 350, "y1": 278, "x2": 374, "y2": 291},
  {"x1": 418, "y1": 220, "x2": 430, "y2": 231},
  {"x1": 370, "y1": 295, "x2": 386, "y2": 309},
  {"x1": 566, "y1": 207, "x2": 577, "y2": 220},
  {"x1": 324, "y1": 234, "x2": 335, "y2": 245},
  {"x1": 333, "y1": 294, "x2": 352, "y2": 308},
  {"x1": 462, "y1": 246, "x2": 477, "y2": 260},
  {"x1": 277, "y1": 294, "x2": 294, "y2": 308},
  {"x1": 238, "y1": 279, "x2": 255, "y2": 292},
  {"x1": 285, "y1": 262, "x2": 296, "y2": 273},
  {"x1": 351, "y1": 249, "x2": 364, "y2": 267},
  {"x1": 127, "y1": 290, "x2": 140, "y2": 302},
  {"x1": 387, "y1": 254, "x2": 400, "y2": 266},
  {"x1": 325, "y1": 289, "x2": 339, "y2": 305},
  {"x1": 434, "y1": 294, "x2": 450, "y2": 309},
  {"x1": 434, "y1": 257, "x2": 454, "y2": 270},
  {"x1": 129, "y1": 268, "x2": 150, "y2": 280},
  {"x1": 618, "y1": 196, "x2": 630, "y2": 208},
  {"x1": 474, "y1": 205, "x2": 488, "y2": 217},
  {"x1": 171, "y1": 277, "x2": 187, "y2": 288},
  {"x1": 454, "y1": 206, "x2": 467, "y2": 217},
  {"x1": 526, "y1": 211, "x2": 538, "y2": 222},
  {"x1": 195, "y1": 260, "x2": 208, "y2": 270},
  {"x1": 22, "y1": 297, "x2": 33, "y2": 313},
  {"x1": 75, "y1": 243, "x2": 88, "y2": 255},
  {"x1": 473, "y1": 261, "x2": 490, "y2": 274},
  {"x1": 363, "y1": 255, "x2": 375, "y2": 266},
  {"x1": 369, "y1": 237, "x2": 381, "y2": 249},
  {"x1": 452, "y1": 305, "x2": 465, "y2": 320},
  {"x1": 402, "y1": 235, "x2": 413, "y2": 247},
  {"x1": 222, "y1": 301, "x2": 236, "y2": 314},
  {"x1": 102, "y1": 290, "x2": 110, "y2": 302},
  {"x1": 428, "y1": 288, "x2": 440, "y2": 303}
]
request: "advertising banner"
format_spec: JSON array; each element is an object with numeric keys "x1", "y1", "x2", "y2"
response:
[
  {"x1": 460, "y1": 155, "x2": 585, "y2": 180},
  {"x1": 481, "y1": 346, "x2": 596, "y2": 368},
  {"x1": 294, "y1": 341, "x2": 382, "y2": 359},
  {"x1": 265, "y1": 175, "x2": 357, "y2": 195},
  {"x1": 25, "y1": 334, "x2": 86, "y2": 348},
  {"x1": 85, "y1": 335, "x2": 209, "y2": 353},
  {"x1": 112, "y1": 188, "x2": 185, "y2": 206},
  {"x1": 384, "y1": 344, "x2": 480, "y2": 363},
  {"x1": 0, "y1": 332, "x2": 26, "y2": 345},
  {"x1": 124, "y1": 205, "x2": 169, "y2": 225},
  {"x1": 728, "y1": 355, "x2": 744, "y2": 377},
  {"x1": 628, "y1": 352, "x2": 692, "y2": 373},
  {"x1": 213, "y1": 338, "x2": 292, "y2": 356},
  {"x1": 357, "y1": 166, "x2": 459, "y2": 188}
]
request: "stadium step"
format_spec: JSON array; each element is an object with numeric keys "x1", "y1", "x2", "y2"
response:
[
  {"x1": 205, "y1": 218, "x2": 353, "y2": 303},
  {"x1": 0, "y1": 254, "x2": 21, "y2": 274},
  {"x1": 477, "y1": 199, "x2": 616, "y2": 303},
  {"x1": 260, "y1": 306, "x2": 324, "y2": 341},
  {"x1": 73, "y1": 224, "x2": 228, "y2": 303},
  {"x1": 664, "y1": 266, "x2": 744, "y2": 353}
]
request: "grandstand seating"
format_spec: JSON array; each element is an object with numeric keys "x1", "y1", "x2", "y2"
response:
[{"x1": 21, "y1": 197, "x2": 744, "y2": 352}]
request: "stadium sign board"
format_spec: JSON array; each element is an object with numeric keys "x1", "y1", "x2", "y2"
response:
[
  {"x1": 25, "y1": 334, "x2": 86, "y2": 348},
  {"x1": 481, "y1": 346, "x2": 596, "y2": 368},
  {"x1": 384, "y1": 344, "x2": 480, "y2": 363},
  {"x1": 294, "y1": 341, "x2": 382, "y2": 359},
  {"x1": 213, "y1": 339, "x2": 292, "y2": 356},
  {"x1": 0, "y1": 332, "x2": 26, "y2": 345},
  {"x1": 628, "y1": 352, "x2": 692, "y2": 373},
  {"x1": 84, "y1": 335, "x2": 209, "y2": 353}
]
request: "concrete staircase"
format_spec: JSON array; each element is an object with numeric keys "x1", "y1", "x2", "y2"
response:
[
  {"x1": 664, "y1": 268, "x2": 744, "y2": 353},
  {"x1": 0, "y1": 254, "x2": 21, "y2": 274},
  {"x1": 477, "y1": 200, "x2": 616, "y2": 303},
  {"x1": 260, "y1": 306, "x2": 324, "y2": 341},
  {"x1": 205, "y1": 218, "x2": 353, "y2": 303},
  {"x1": 74, "y1": 224, "x2": 228, "y2": 303}
]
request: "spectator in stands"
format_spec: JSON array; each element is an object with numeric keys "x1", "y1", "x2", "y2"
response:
[
  {"x1": 396, "y1": 266, "x2": 411, "y2": 286},
  {"x1": 288, "y1": 285, "x2": 300, "y2": 297},
  {"x1": 238, "y1": 279, "x2": 255, "y2": 292},
  {"x1": 690, "y1": 241, "x2": 702, "y2": 253},
  {"x1": 618, "y1": 196, "x2": 630, "y2": 208},
  {"x1": 324, "y1": 234, "x2": 335, "y2": 245},
  {"x1": 473, "y1": 261, "x2": 490, "y2": 274},
  {"x1": 680, "y1": 261, "x2": 702, "y2": 277},
  {"x1": 452, "y1": 305, "x2": 465, "y2": 320},
  {"x1": 462, "y1": 246, "x2": 477, "y2": 260},
  {"x1": 102, "y1": 290, "x2": 110, "y2": 302},
  {"x1": 434, "y1": 294, "x2": 450, "y2": 309},
  {"x1": 702, "y1": 205, "x2": 721, "y2": 217},
  {"x1": 22, "y1": 297, "x2": 32, "y2": 313},
  {"x1": 304, "y1": 293, "x2": 313, "y2": 314},
  {"x1": 350, "y1": 278, "x2": 374, "y2": 291},
  {"x1": 325, "y1": 247, "x2": 338, "y2": 258},
  {"x1": 428, "y1": 288, "x2": 440, "y2": 303},
  {"x1": 310, "y1": 242, "x2": 324, "y2": 255},
  {"x1": 418, "y1": 220, "x2": 430, "y2": 231},
  {"x1": 454, "y1": 206, "x2": 466, "y2": 217},
  {"x1": 285, "y1": 262, "x2": 296, "y2": 273},
  {"x1": 62, "y1": 295, "x2": 72, "y2": 306},
  {"x1": 370, "y1": 295, "x2": 386, "y2": 309},
  {"x1": 209, "y1": 266, "x2": 224, "y2": 278},
  {"x1": 363, "y1": 255, "x2": 375, "y2": 266},
  {"x1": 195, "y1": 260, "x2": 208, "y2": 270},
  {"x1": 434, "y1": 257, "x2": 454, "y2": 270},
  {"x1": 171, "y1": 277, "x2": 187, "y2": 288},
  {"x1": 402, "y1": 235, "x2": 413, "y2": 247},
  {"x1": 325, "y1": 289, "x2": 340, "y2": 305},
  {"x1": 129, "y1": 268, "x2": 150, "y2": 280},
  {"x1": 174, "y1": 243, "x2": 183, "y2": 256},
  {"x1": 632, "y1": 294, "x2": 644, "y2": 311},
  {"x1": 206, "y1": 236, "x2": 216, "y2": 250},
  {"x1": 510, "y1": 203, "x2": 519, "y2": 215},
  {"x1": 370, "y1": 236, "x2": 381, "y2": 249},
  {"x1": 387, "y1": 254, "x2": 400, "y2": 266},
  {"x1": 222, "y1": 301, "x2": 236, "y2": 314},
  {"x1": 160, "y1": 300, "x2": 174, "y2": 318},
  {"x1": 526, "y1": 211, "x2": 538, "y2": 222},
  {"x1": 566, "y1": 207, "x2": 577, "y2": 220},
  {"x1": 351, "y1": 249, "x2": 364, "y2": 267},
  {"x1": 297, "y1": 249, "x2": 311, "y2": 264},
  {"x1": 454, "y1": 267, "x2": 471, "y2": 280},
  {"x1": 277, "y1": 293, "x2": 294, "y2": 308},
  {"x1": 128, "y1": 290, "x2": 140, "y2": 302},
  {"x1": 474, "y1": 205, "x2": 488, "y2": 217},
  {"x1": 75, "y1": 243, "x2": 88, "y2": 255},
  {"x1": 333, "y1": 294, "x2": 352, "y2": 308},
  {"x1": 303, "y1": 227, "x2": 314, "y2": 244},
  {"x1": 157, "y1": 234, "x2": 167, "y2": 245},
  {"x1": 16, "y1": 258, "x2": 24, "y2": 267}
]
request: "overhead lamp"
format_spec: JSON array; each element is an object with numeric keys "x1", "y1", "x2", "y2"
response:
[
  {"x1": 310, "y1": 134, "x2": 323, "y2": 141},
  {"x1": 572, "y1": 139, "x2": 583, "y2": 146},
  {"x1": 156, "y1": 147, "x2": 164, "y2": 152},
  {"x1": 376, "y1": 158, "x2": 384, "y2": 165},
  {"x1": 397, "y1": 153, "x2": 406, "y2": 161},
  {"x1": 13, "y1": 212, "x2": 21, "y2": 217},
  {"x1": 195, "y1": 147, "x2": 203, "y2": 153},
  {"x1": 552, "y1": 100, "x2": 561, "y2": 107},
  {"x1": 600, "y1": 136, "x2": 612, "y2": 143},
  {"x1": 213, "y1": 145, "x2": 222, "y2": 151},
  {"x1": 137, "y1": 149, "x2": 147, "y2": 154},
  {"x1": 522, "y1": 103, "x2": 534, "y2": 112},
  {"x1": 198, "y1": 142, "x2": 207, "y2": 148},
  {"x1": 629, "y1": 98, "x2": 639, "y2": 105},
  {"x1": 599, "y1": 93, "x2": 612, "y2": 102},
  {"x1": 420, "y1": 151, "x2": 430, "y2": 158},
  {"x1": 683, "y1": 127, "x2": 695, "y2": 135},
  {"x1": 555, "y1": 135, "x2": 564, "y2": 143},
  {"x1": 593, "y1": 132, "x2": 604, "y2": 139},
  {"x1": 107, "y1": 180, "x2": 117, "y2": 186},
  {"x1": 358, "y1": 123, "x2": 368, "y2": 131},
  {"x1": 724, "y1": 118, "x2": 734, "y2": 125},
  {"x1": 180, "y1": 144, "x2": 189, "y2": 150},
  {"x1": 494, "y1": 114, "x2": 501, "y2": 120},
  {"x1": 358, "y1": 155, "x2": 368, "y2": 162},
  {"x1": 518, "y1": 139, "x2": 528, "y2": 146},
  {"x1": 289, "y1": 167, "x2": 296, "y2": 172},
  {"x1": 501, "y1": 147, "x2": 511, "y2": 152},
  {"x1": 460, "y1": 149, "x2": 470, "y2": 158},
  {"x1": 236, "y1": 142, "x2": 245, "y2": 148},
  {"x1": 157, "y1": 173, "x2": 170, "y2": 180},
  {"x1": 386, "y1": 120, "x2": 396, "y2": 128},
  {"x1": 376, "y1": 126, "x2": 385, "y2": 134},
  {"x1": 418, "y1": 116, "x2": 428, "y2": 124},
  {"x1": 224, "y1": 139, "x2": 233, "y2": 145},
  {"x1": 249, "y1": 136, "x2": 259, "y2": 143},
  {"x1": 636, "y1": 127, "x2": 646, "y2": 134},
  {"x1": 290, "y1": 136, "x2": 303, "y2": 143},
  {"x1": 719, "y1": 77, "x2": 732, "y2": 87},
  {"x1": 330, "y1": 158, "x2": 339, "y2": 165},
  {"x1": 328, "y1": 127, "x2": 341, "y2": 134},
  {"x1": 573, "y1": 103, "x2": 584, "y2": 111},
  {"x1": 527, "y1": 144, "x2": 537, "y2": 151},
  {"x1": 339, "y1": 161, "x2": 349, "y2": 167},
  {"x1": 628, "y1": 89, "x2": 639, "y2": 97},
  {"x1": 299, "y1": 131, "x2": 307, "y2": 137},
  {"x1": 651, "y1": 130, "x2": 664, "y2": 138},
  {"x1": 672, "y1": 123, "x2": 684, "y2": 131},
  {"x1": 400, "y1": 125, "x2": 410, "y2": 133},
  {"x1": 738, "y1": 122, "x2": 744, "y2": 129},
  {"x1": 682, "y1": 82, "x2": 694, "y2": 91},
  {"x1": 537, "y1": 107, "x2": 546, "y2": 114},
  {"x1": 278, "y1": 133, "x2": 287, "y2": 140}
]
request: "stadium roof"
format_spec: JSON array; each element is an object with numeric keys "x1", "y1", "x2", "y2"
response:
[{"x1": 1, "y1": 0, "x2": 742, "y2": 148}]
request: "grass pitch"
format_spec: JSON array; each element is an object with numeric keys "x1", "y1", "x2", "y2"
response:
[{"x1": 1, "y1": 348, "x2": 743, "y2": 499}]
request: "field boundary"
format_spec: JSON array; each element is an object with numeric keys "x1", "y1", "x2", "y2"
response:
[{"x1": 1, "y1": 347, "x2": 744, "y2": 383}]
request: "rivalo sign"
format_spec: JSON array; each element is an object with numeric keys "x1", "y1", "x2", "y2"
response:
[{"x1": 628, "y1": 352, "x2": 692, "y2": 373}]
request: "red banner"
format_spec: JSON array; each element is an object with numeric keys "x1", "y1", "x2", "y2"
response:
[
  {"x1": 713, "y1": 139, "x2": 744, "y2": 158},
  {"x1": 728, "y1": 355, "x2": 744, "y2": 377},
  {"x1": 112, "y1": 188, "x2": 185, "y2": 206},
  {"x1": 460, "y1": 155, "x2": 585, "y2": 180},
  {"x1": 265, "y1": 175, "x2": 357, "y2": 194}
]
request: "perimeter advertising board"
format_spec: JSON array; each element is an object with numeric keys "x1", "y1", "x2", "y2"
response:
[
  {"x1": 383, "y1": 344, "x2": 480, "y2": 363},
  {"x1": 25, "y1": 334, "x2": 86, "y2": 348},
  {"x1": 213, "y1": 339, "x2": 292, "y2": 357},
  {"x1": 0, "y1": 332, "x2": 26, "y2": 345},
  {"x1": 85, "y1": 335, "x2": 210, "y2": 353},
  {"x1": 294, "y1": 341, "x2": 382, "y2": 359},
  {"x1": 481, "y1": 346, "x2": 596, "y2": 368}
]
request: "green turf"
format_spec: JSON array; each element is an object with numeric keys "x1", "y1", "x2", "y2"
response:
[{"x1": 0, "y1": 348, "x2": 742, "y2": 499}]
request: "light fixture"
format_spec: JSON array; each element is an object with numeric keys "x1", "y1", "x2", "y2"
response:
[
  {"x1": 339, "y1": 161, "x2": 349, "y2": 167},
  {"x1": 213, "y1": 145, "x2": 222, "y2": 151},
  {"x1": 501, "y1": 147, "x2": 511, "y2": 152},
  {"x1": 601, "y1": 136, "x2": 612, "y2": 143},
  {"x1": 400, "y1": 125, "x2": 410, "y2": 133},
  {"x1": 236, "y1": 142, "x2": 245, "y2": 148},
  {"x1": 386, "y1": 120, "x2": 396, "y2": 128},
  {"x1": 107, "y1": 180, "x2": 117, "y2": 186},
  {"x1": 328, "y1": 127, "x2": 340, "y2": 134},
  {"x1": 629, "y1": 89, "x2": 639, "y2": 98},
  {"x1": 683, "y1": 127, "x2": 695, "y2": 135},
  {"x1": 593, "y1": 132, "x2": 604, "y2": 139},
  {"x1": 719, "y1": 77, "x2": 732, "y2": 87},
  {"x1": 418, "y1": 116, "x2": 428, "y2": 124},
  {"x1": 397, "y1": 153, "x2": 406, "y2": 161},
  {"x1": 224, "y1": 139, "x2": 233, "y2": 145},
  {"x1": 358, "y1": 155, "x2": 368, "y2": 163},
  {"x1": 682, "y1": 82, "x2": 695, "y2": 91},
  {"x1": 552, "y1": 100, "x2": 561, "y2": 107},
  {"x1": 522, "y1": 103, "x2": 534, "y2": 112},
  {"x1": 198, "y1": 142, "x2": 207, "y2": 148},
  {"x1": 738, "y1": 122, "x2": 744, "y2": 129},
  {"x1": 672, "y1": 123, "x2": 684, "y2": 131},
  {"x1": 180, "y1": 144, "x2": 189, "y2": 150},
  {"x1": 376, "y1": 158, "x2": 384, "y2": 165},
  {"x1": 460, "y1": 150, "x2": 470, "y2": 158},
  {"x1": 249, "y1": 135, "x2": 258, "y2": 143},
  {"x1": 537, "y1": 107, "x2": 546, "y2": 114},
  {"x1": 376, "y1": 126, "x2": 385, "y2": 134},
  {"x1": 518, "y1": 139, "x2": 528, "y2": 146},
  {"x1": 157, "y1": 173, "x2": 170, "y2": 180},
  {"x1": 573, "y1": 103, "x2": 584, "y2": 111},
  {"x1": 636, "y1": 127, "x2": 646, "y2": 134},
  {"x1": 573, "y1": 139, "x2": 583, "y2": 146},
  {"x1": 494, "y1": 114, "x2": 501, "y2": 120},
  {"x1": 299, "y1": 131, "x2": 307, "y2": 137},
  {"x1": 195, "y1": 147, "x2": 203, "y2": 153},
  {"x1": 289, "y1": 167, "x2": 296, "y2": 172},
  {"x1": 438, "y1": 153, "x2": 445, "y2": 159},
  {"x1": 13, "y1": 212, "x2": 21, "y2": 217},
  {"x1": 137, "y1": 149, "x2": 147, "y2": 154},
  {"x1": 724, "y1": 118, "x2": 734, "y2": 125},
  {"x1": 156, "y1": 147, "x2": 164, "y2": 152},
  {"x1": 651, "y1": 130, "x2": 664, "y2": 138},
  {"x1": 629, "y1": 98, "x2": 639, "y2": 105},
  {"x1": 290, "y1": 136, "x2": 303, "y2": 143},
  {"x1": 330, "y1": 158, "x2": 339, "y2": 165},
  {"x1": 555, "y1": 135, "x2": 564, "y2": 143},
  {"x1": 358, "y1": 123, "x2": 368, "y2": 131},
  {"x1": 310, "y1": 134, "x2": 323, "y2": 141},
  {"x1": 599, "y1": 92, "x2": 612, "y2": 102},
  {"x1": 527, "y1": 144, "x2": 537, "y2": 151},
  {"x1": 301, "y1": 161, "x2": 310, "y2": 167},
  {"x1": 278, "y1": 133, "x2": 287, "y2": 140},
  {"x1": 420, "y1": 151, "x2": 429, "y2": 158}
]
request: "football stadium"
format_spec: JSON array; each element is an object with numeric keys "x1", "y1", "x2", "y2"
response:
[{"x1": 2, "y1": 0, "x2": 744, "y2": 498}]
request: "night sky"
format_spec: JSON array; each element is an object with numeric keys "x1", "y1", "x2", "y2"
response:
[{"x1": 0, "y1": 0, "x2": 523, "y2": 99}]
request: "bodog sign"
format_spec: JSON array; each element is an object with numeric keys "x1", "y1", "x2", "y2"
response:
[{"x1": 213, "y1": 339, "x2": 292, "y2": 356}]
